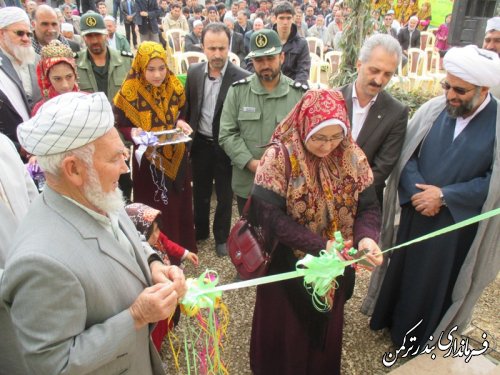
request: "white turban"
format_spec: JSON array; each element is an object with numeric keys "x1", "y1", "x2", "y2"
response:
[
  {"x1": 486, "y1": 16, "x2": 500, "y2": 32},
  {"x1": 17, "y1": 92, "x2": 114, "y2": 156},
  {"x1": 0, "y1": 6, "x2": 30, "y2": 29},
  {"x1": 61, "y1": 22, "x2": 74, "y2": 33},
  {"x1": 443, "y1": 45, "x2": 500, "y2": 88}
]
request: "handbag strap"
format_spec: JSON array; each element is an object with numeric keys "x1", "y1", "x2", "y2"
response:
[
  {"x1": 243, "y1": 142, "x2": 292, "y2": 256},
  {"x1": 242, "y1": 141, "x2": 291, "y2": 217}
]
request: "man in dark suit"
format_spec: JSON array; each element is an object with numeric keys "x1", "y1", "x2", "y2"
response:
[
  {"x1": 179, "y1": 23, "x2": 250, "y2": 256},
  {"x1": 398, "y1": 15, "x2": 420, "y2": 56},
  {"x1": 339, "y1": 34, "x2": 408, "y2": 205},
  {"x1": 223, "y1": 16, "x2": 246, "y2": 68},
  {"x1": 0, "y1": 7, "x2": 41, "y2": 149},
  {"x1": 184, "y1": 19, "x2": 203, "y2": 52}
]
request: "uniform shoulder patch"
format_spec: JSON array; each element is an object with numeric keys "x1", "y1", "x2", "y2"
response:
[
  {"x1": 232, "y1": 77, "x2": 250, "y2": 86},
  {"x1": 291, "y1": 80, "x2": 309, "y2": 91},
  {"x1": 121, "y1": 50, "x2": 134, "y2": 57}
]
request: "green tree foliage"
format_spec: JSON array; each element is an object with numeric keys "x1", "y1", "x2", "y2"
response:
[{"x1": 330, "y1": 0, "x2": 373, "y2": 87}]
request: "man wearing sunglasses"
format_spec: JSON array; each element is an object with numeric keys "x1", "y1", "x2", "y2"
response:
[
  {"x1": 0, "y1": 6, "x2": 41, "y2": 151},
  {"x1": 368, "y1": 45, "x2": 500, "y2": 351}
]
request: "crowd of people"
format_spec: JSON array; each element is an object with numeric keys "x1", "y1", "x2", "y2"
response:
[{"x1": 0, "y1": 0, "x2": 499, "y2": 374}]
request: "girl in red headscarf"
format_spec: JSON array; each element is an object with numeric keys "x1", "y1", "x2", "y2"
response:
[
  {"x1": 32, "y1": 40, "x2": 79, "y2": 116},
  {"x1": 248, "y1": 90, "x2": 382, "y2": 375}
]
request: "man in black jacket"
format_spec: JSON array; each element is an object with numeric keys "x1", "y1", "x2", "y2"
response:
[
  {"x1": 223, "y1": 16, "x2": 247, "y2": 68},
  {"x1": 134, "y1": 0, "x2": 161, "y2": 42},
  {"x1": 179, "y1": 23, "x2": 250, "y2": 256},
  {"x1": 398, "y1": 16, "x2": 420, "y2": 56},
  {"x1": 248, "y1": 1, "x2": 310, "y2": 84}
]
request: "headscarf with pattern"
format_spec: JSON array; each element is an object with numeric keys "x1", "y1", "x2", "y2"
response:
[
  {"x1": 254, "y1": 90, "x2": 373, "y2": 241},
  {"x1": 125, "y1": 202, "x2": 161, "y2": 238},
  {"x1": 113, "y1": 42, "x2": 186, "y2": 183}
]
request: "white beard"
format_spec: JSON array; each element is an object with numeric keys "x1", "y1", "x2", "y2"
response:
[
  {"x1": 83, "y1": 165, "x2": 125, "y2": 215},
  {"x1": 4, "y1": 33, "x2": 36, "y2": 65}
]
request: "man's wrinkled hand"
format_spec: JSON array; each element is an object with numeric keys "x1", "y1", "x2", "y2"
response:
[{"x1": 129, "y1": 282, "x2": 177, "y2": 330}]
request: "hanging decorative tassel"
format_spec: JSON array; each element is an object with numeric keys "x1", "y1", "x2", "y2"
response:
[{"x1": 170, "y1": 270, "x2": 229, "y2": 374}]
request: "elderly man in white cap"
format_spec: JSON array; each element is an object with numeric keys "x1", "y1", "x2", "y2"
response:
[
  {"x1": 184, "y1": 19, "x2": 204, "y2": 52},
  {"x1": 0, "y1": 92, "x2": 186, "y2": 374},
  {"x1": 484, "y1": 16, "x2": 500, "y2": 98},
  {"x1": 367, "y1": 45, "x2": 500, "y2": 350},
  {"x1": 0, "y1": 6, "x2": 41, "y2": 149}
]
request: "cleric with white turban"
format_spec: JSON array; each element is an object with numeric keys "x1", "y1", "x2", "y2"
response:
[
  {"x1": 443, "y1": 45, "x2": 500, "y2": 88},
  {"x1": 17, "y1": 92, "x2": 114, "y2": 156},
  {"x1": 0, "y1": 6, "x2": 30, "y2": 29}
]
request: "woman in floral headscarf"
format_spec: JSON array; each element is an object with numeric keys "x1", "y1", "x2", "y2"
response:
[
  {"x1": 113, "y1": 42, "x2": 197, "y2": 252},
  {"x1": 248, "y1": 90, "x2": 382, "y2": 375},
  {"x1": 32, "y1": 40, "x2": 79, "y2": 115}
]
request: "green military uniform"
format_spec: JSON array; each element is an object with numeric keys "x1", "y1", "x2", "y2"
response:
[
  {"x1": 219, "y1": 28, "x2": 307, "y2": 199},
  {"x1": 219, "y1": 73, "x2": 306, "y2": 198},
  {"x1": 76, "y1": 48, "x2": 132, "y2": 102},
  {"x1": 76, "y1": 12, "x2": 133, "y2": 102}
]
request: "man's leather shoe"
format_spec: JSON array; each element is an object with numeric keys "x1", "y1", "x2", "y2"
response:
[{"x1": 216, "y1": 243, "x2": 228, "y2": 257}]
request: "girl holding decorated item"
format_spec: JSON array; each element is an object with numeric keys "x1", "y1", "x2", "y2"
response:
[
  {"x1": 125, "y1": 202, "x2": 198, "y2": 352},
  {"x1": 248, "y1": 89, "x2": 382, "y2": 374},
  {"x1": 113, "y1": 42, "x2": 197, "y2": 253},
  {"x1": 32, "y1": 40, "x2": 79, "y2": 115},
  {"x1": 416, "y1": 1, "x2": 432, "y2": 31}
]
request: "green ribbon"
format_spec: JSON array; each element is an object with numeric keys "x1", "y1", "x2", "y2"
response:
[
  {"x1": 181, "y1": 270, "x2": 222, "y2": 315},
  {"x1": 182, "y1": 207, "x2": 500, "y2": 311}
]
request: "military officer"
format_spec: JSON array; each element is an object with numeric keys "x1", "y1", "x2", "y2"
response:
[
  {"x1": 219, "y1": 29, "x2": 307, "y2": 214},
  {"x1": 76, "y1": 12, "x2": 133, "y2": 102}
]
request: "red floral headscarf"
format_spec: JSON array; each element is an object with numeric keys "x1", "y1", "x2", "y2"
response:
[
  {"x1": 36, "y1": 40, "x2": 79, "y2": 100},
  {"x1": 254, "y1": 89, "x2": 373, "y2": 241}
]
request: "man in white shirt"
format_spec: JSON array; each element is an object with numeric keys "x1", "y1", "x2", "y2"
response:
[
  {"x1": 0, "y1": 6, "x2": 41, "y2": 148},
  {"x1": 338, "y1": 34, "x2": 408, "y2": 205}
]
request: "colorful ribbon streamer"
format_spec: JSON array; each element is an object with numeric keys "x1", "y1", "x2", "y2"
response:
[{"x1": 181, "y1": 206, "x2": 500, "y2": 308}]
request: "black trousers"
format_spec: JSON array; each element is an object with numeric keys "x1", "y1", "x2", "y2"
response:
[
  {"x1": 191, "y1": 134, "x2": 234, "y2": 244},
  {"x1": 124, "y1": 22, "x2": 138, "y2": 47}
]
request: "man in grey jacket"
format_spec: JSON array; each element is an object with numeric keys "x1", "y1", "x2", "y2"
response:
[{"x1": 1, "y1": 92, "x2": 186, "y2": 374}]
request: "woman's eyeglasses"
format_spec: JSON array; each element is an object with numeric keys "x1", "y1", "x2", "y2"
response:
[
  {"x1": 440, "y1": 80, "x2": 476, "y2": 96},
  {"x1": 310, "y1": 134, "x2": 344, "y2": 144},
  {"x1": 11, "y1": 30, "x2": 34, "y2": 38}
]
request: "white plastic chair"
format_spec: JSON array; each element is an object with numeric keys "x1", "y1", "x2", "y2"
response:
[
  {"x1": 306, "y1": 36, "x2": 325, "y2": 60},
  {"x1": 175, "y1": 51, "x2": 207, "y2": 74},
  {"x1": 324, "y1": 50, "x2": 342, "y2": 79},
  {"x1": 228, "y1": 52, "x2": 240, "y2": 67}
]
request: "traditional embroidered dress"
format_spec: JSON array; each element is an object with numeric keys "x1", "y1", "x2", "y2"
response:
[
  {"x1": 125, "y1": 202, "x2": 185, "y2": 351},
  {"x1": 113, "y1": 42, "x2": 196, "y2": 252},
  {"x1": 416, "y1": 2, "x2": 432, "y2": 30},
  {"x1": 32, "y1": 40, "x2": 79, "y2": 116},
  {"x1": 249, "y1": 90, "x2": 381, "y2": 375}
]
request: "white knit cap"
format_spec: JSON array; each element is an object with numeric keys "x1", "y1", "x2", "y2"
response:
[
  {"x1": 61, "y1": 22, "x2": 75, "y2": 33},
  {"x1": 485, "y1": 17, "x2": 500, "y2": 32},
  {"x1": 443, "y1": 45, "x2": 500, "y2": 87},
  {"x1": 17, "y1": 92, "x2": 114, "y2": 156},
  {"x1": 0, "y1": 6, "x2": 30, "y2": 29}
]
